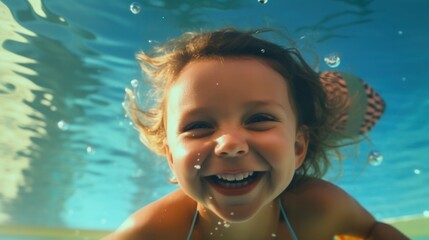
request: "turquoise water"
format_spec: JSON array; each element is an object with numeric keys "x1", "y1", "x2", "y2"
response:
[{"x1": 1, "y1": 0, "x2": 428, "y2": 239}]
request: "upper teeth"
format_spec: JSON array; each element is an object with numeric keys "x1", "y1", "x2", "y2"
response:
[{"x1": 216, "y1": 172, "x2": 254, "y2": 181}]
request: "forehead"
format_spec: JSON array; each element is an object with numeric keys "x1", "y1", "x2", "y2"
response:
[{"x1": 167, "y1": 58, "x2": 294, "y2": 115}]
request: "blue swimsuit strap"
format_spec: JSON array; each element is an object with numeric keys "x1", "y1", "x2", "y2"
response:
[
  {"x1": 186, "y1": 206, "x2": 199, "y2": 240},
  {"x1": 279, "y1": 198, "x2": 299, "y2": 240},
  {"x1": 186, "y1": 199, "x2": 298, "y2": 240}
]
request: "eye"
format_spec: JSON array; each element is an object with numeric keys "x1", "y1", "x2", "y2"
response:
[
  {"x1": 245, "y1": 113, "x2": 278, "y2": 131},
  {"x1": 182, "y1": 121, "x2": 214, "y2": 138},
  {"x1": 183, "y1": 122, "x2": 211, "y2": 131},
  {"x1": 246, "y1": 113, "x2": 277, "y2": 124}
]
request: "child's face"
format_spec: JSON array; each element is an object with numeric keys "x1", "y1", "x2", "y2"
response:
[{"x1": 165, "y1": 58, "x2": 308, "y2": 222}]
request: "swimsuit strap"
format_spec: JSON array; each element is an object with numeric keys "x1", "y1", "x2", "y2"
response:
[
  {"x1": 279, "y1": 198, "x2": 299, "y2": 240},
  {"x1": 186, "y1": 206, "x2": 199, "y2": 240}
]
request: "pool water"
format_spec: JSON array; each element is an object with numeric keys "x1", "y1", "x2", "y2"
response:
[{"x1": 1, "y1": 0, "x2": 428, "y2": 239}]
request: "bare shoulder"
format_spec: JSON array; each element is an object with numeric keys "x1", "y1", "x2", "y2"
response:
[
  {"x1": 284, "y1": 177, "x2": 376, "y2": 238},
  {"x1": 102, "y1": 189, "x2": 197, "y2": 240}
]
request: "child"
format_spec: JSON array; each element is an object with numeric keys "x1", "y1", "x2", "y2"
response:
[{"x1": 104, "y1": 28, "x2": 408, "y2": 240}]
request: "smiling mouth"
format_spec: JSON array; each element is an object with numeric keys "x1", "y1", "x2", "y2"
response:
[{"x1": 206, "y1": 171, "x2": 264, "y2": 196}]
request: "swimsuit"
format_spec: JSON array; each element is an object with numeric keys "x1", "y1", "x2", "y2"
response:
[{"x1": 185, "y1": 198, "x2": 298, "y2": 240}]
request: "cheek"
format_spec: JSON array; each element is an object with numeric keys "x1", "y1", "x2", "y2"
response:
[
  {"x1": 252, "y1": 131, "x2": 296, "y2": 164},
  {"x1": 169, "y1": 139, "x2": 207, "y2": 172}
]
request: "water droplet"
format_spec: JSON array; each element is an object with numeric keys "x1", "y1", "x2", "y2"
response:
[
  {"x1": 258, "y1": 0, "x2": 268, "y2": 4},
  {"x1": 86, "y1": 146, "x2": 95, "y2": 154},
  {"x1": 210, "y1": 232, "x2": 214, "y2": 235},
  {"x1": 209, "y1": 196, "x2": 213, "y2": 200},
  {"x1": 131, "y1": 79, "x2": 138, "y2": 88},
  {"x1": 324, "y1": 54, "x2": 341, "y2": 68},
  {"x1": 271, "y1": 233, "x2": 277, "y2": 237},
  {"x1": 130, "y1": 2, "x2": 142, "y2": 14},
  {"x1": 402, "y1": 77, "x2": 407, "y2": 81},
  {"x1": 216, "y1": 82, "x2": 219, "y2": 86},
  {"x1": 260, "y1": 48, "x2": 266, "y2": 53},
  {"x1": 218, "y1": 221, "x2": 222, "y2": 225},
  {"x1": 194, "y1": 165, "x2": 201, "y2": 170},
  {"x1": 414, "y1": 169, "x2": 421, "y2": 175},
  {"x1": 230, "y1": 212, "x2": 234, "y2": 216},
  {"x1": 197, "y1": 153, "x2": 201, "y2": 156},
  {"x1": 368, "y1": 151, "x2": 383, "y2": 166},
  {"x1": 223, "y1": 222, "x2": 230, "y2": 228},
  {"x1": 397, "y1": 30, "x2": 403, "y2": 35},
  {"x1": 196, "y1": 158, "x2": 200, "y2": 162},
  {"x1": 57, "y1": 120, "x2": 69, "y2": 131},
  {"x1": 423, "y1": 210, "x2": 429, "y2": 217},
  {"x1": 215, "y1": 227, "x2": 219, "y2": 231}
]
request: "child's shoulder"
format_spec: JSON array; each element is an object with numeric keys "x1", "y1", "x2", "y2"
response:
[
  {"x1": 103, "y1": 189, "x2": 196, "y2": 240},
  {"x1": 283, "y1": 177, "x2": 376, "y2": 238}
]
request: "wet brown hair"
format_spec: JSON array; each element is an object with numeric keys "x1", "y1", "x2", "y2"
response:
[{"x1": 126, "y1": 28, "x2": 342, "y2": 179}]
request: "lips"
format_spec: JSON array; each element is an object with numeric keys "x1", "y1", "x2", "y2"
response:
[{"x1": 206, "y1": 171, "x2": 264, "y2": 196}]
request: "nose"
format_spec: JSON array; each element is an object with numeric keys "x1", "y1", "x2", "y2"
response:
[{"x1": 214, "y1": 133, "x2": 249, "y2": 157}]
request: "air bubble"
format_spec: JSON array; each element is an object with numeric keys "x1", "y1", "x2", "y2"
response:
[
  {"x1": 218, "y1": 221, "x2": 222, "y2": 225},
  {"x1": 398, "y1": 30, "x2": 403, "y2": 35},
  {"x1": 368, "y1": 151, "x2": 383, "y2": 166},
  {"x1": 130, "y1": 2, "x2": 142, "y2": 14},
  {"x1": 131, "y1": 79, "x2": 138, "y2": 88},
  {"x1": 423, "y1": 210, "x2": 429, "y2": 217},
  {"x1": 230, "y1": 212, "x2": 234, "y2": 216},
  {"x1": 209, "y1": 196, "x2": 213, "y2": 200},
  {"x1": 260, "y1": 48, "x2": 266, "y2": 53},
  {"x1": 223, "y1": 221, "x2": 230, "y2": 228},
  {"x1": 57, "y1": 120, "x2": 69, "y2": 131},
  {"x1": 272, "y1": 233, "x2": 277, "y2": 237},
  {"x1": 324, "y1": 54, "x2": 341, "y2": 68},
  {"x1": 194, "y1": 165, "x2": 201, "y2": 170},
  {"x1": 414, "y1": 169, "x2": 421, "y2": 175},
  {"x1": 258, "y1": 0, "x2": 268, "y2": 4},
  {"x1": 86, "y1": 146, "x2": 95, "y2": 154}
]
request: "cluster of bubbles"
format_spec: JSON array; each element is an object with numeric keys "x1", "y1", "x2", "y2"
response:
[
  {"x1": 324, "y1": 54, "x2": 341, "y2": 68},
  {"x1": 367, "y1": 150, "x2": 383, "y2": 166},
  {"x1": 258, "y1": 0, "x2": 268, "y2": 4},
  {"x1": 130, "y1": 2, "x2": 142, "y2": 14}
]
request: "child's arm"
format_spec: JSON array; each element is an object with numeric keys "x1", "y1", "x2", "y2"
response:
[
  {"x1": 294, "y1": 178, "x2": 409, "y2": 239},
  {"x1": 365, "y1": 222, "x2": 410, "y2": 240}
]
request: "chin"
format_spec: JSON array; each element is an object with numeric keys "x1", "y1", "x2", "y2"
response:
[{"x1": 210, "y1": 202, "x2": 264, "y2": 223}]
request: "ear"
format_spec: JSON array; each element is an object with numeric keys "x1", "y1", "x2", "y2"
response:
[
  {"x1": 164, "y1": 141, "x2": 175, "y2": 172},
  {"x1": 294, "y1": 126, "x2": 309, "y2": 169}
]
